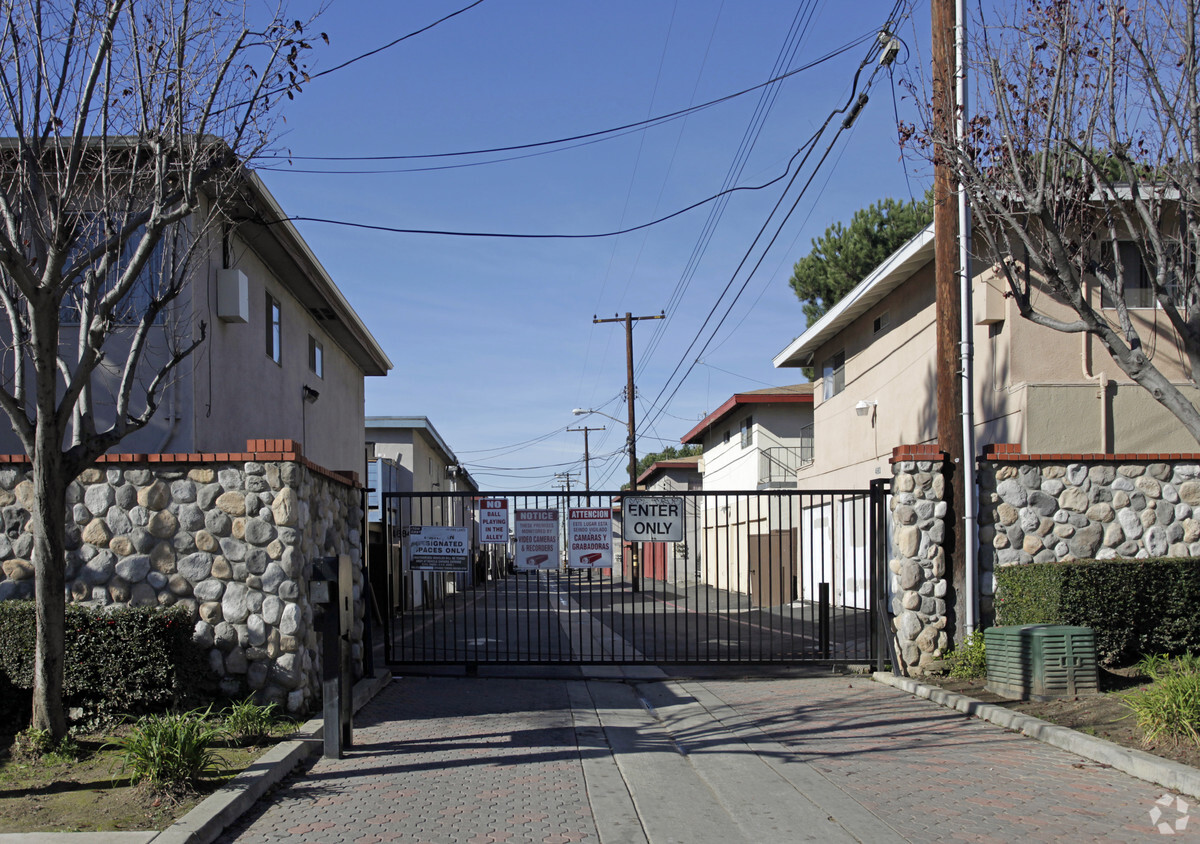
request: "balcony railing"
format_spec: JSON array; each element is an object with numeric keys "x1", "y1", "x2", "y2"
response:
[{"x1": 758, "y1": 434, "x2": 813, "y2": 488}]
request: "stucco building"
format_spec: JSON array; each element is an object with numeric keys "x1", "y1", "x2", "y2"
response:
[
  {"x1": 772, "y1": 223, "x2": 1200, "y2": 490},
  {"x1": 0, "y1": 172, "x2": 391, "y2": 473}
]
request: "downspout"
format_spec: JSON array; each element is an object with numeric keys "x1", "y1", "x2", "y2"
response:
[
  {"x1": 956, "y1": 0, "x2": 978, "y2": 635},
  {"x1": 1081, "y1": 277, "x2": 1110, "y2": 449}
]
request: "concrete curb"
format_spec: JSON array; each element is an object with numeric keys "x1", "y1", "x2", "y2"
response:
[
  {"x1": 149, "y1": 670, "x2": 393, "y2": 844},
  {"x1": 873, "y1": 671, "x2": 1200, "y2": 799}
]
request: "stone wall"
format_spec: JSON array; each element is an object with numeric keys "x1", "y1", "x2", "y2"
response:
[
  {"x1": 977, "y1": 444, "x2": 1200, "y2": 624},
  {"x1": 888, "y1": 444, "x2": 952, "y2": 674},
  {"x1": 887, "y1": 442, "x2": 1200, "y2": 675},
  {"x1": 0, "y1": 439, "x2": 364, "y2": 715}
]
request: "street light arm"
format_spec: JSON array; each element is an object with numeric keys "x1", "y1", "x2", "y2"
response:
[{"x1": 572, "y1": 408, "x2": 626, "y2": 426}]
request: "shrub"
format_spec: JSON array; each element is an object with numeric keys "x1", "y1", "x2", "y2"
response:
[
  {"x1": 12, "y1": 727, "x2": 80, "y2": 762},
  {"x1": 224, "y1": 697, "x2": 294, "y2": 746},
  {"x1": 12, "y1": 726, "x2": 53, "y2": 760},
  {"x1": 1123, "y1": 656, "x2": 1200, "y2": 747},
  {"x1": 107, "y1": 707, "x2": 225, "y2": 792},
  {"x1": 995, "y1": 558, "x2": 1200, "y2": 665},
  {"x1": 946, "y1": 630, "x2": 987, "y2": 679},
  {"x1": 0, "y1": 601, "x2": 213, "y2": 722}
]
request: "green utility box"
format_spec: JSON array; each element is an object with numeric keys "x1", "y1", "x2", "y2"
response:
[{"x1": 984, "y1": 625, "x2": 1099, "y2": 701}]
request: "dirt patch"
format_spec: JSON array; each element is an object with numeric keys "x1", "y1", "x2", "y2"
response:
[
  {"x1": 0, "y1": 728, "x2": 288, "y2": 833},
  {"x1": 918, "y1": 668, "x2": 1200, "y2": 770}
]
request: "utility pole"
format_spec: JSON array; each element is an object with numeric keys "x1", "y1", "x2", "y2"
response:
[
  {"x1": 594, "y1": 310, "x2": 664, "y2": 592},
  {"x1": 932, "y1": 0, "x2": 966, "y2": 643},
  {"x1": 568, "y1": 425, "x2": 605, "y2": 493},
  {"x1": 553, "y1": 471, "x2": 578, "y2": 496}
]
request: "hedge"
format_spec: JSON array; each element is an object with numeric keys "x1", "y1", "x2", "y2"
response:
[
  {"x1": 994, "y1": 557, "x2": 1200, "y2": 665},
  {"x1": 0, "y1": 601, "x2": 212, "y2": 726}
]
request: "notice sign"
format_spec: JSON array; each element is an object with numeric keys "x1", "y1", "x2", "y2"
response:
[
  {"x1": 407, "y1": 525, "x2": 470, "y2": 571},
  {"x1": 624, "y1": 496, "x2": 684, "y2": 542},
  {"x1": 514, "y1": 509, "x2": 560, "y2": 570},
  {"x1": 567, "y1": 508, "x2": 613, "y2": 569},
  {"x1": 478, "y1": 498, "x2": 509, "y2": 544}
]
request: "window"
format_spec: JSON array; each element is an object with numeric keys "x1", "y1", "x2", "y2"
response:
[
  {"x1": 740, "y1": 415, "x2": 753, "y2": 449},
  {"x1": 873, "y1": 312, "x2": 890, "y2": 335},
  {"x1": 723, "y1": 429, "x2": 731, "y2": 445},
  {"x1": 308, "y1": 335, "x2": 324, "y2": 378},
  {"x1": 59, "y1": 219, "x2": 176, "y2": 325},
  {"x1": 822, "y1": 350, "x2": 846, "y2": 400},
  {"x1": 1099, "y1": 241, "x2": 1184, "y2": 309},
  {"x1": 266, "y1": 292, "x2": 281, "y2": 363}
]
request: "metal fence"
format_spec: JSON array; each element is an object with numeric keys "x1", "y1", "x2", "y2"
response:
[{"x1": 376, "y1": 485, "x2": 888, "y2": 667}]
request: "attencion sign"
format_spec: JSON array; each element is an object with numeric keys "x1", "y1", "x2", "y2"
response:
[
  {"x1": 406, "y1": 525, "x2": 469, "y2": 571},
  {"x1": 624, "y1": 496, "x2": 684, "y2": 542},
  {"x1": 567, "y1": 507, "x2": 613, "y2": 568},
  {"x1": 514, "y1": 509, "x2": 560, "y2": 570}
]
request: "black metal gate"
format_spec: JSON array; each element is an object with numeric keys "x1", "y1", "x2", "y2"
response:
[{"x1": 376, "y1": 484, "x2": 889, "y2": 667}]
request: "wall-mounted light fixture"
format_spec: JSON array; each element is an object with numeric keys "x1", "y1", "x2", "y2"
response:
[
  {"x1": 855, "y1": 399, "x2": 877, "y2": 417},
  {"x1": 302, "y1": 385, "x2": 320, "y2": 404}
]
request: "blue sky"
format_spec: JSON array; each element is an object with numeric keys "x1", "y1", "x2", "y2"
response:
[{"x1": 262, "y1": 0, "x2": 933, "y2": 490}]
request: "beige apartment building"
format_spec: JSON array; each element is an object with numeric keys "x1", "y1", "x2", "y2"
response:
[{"x1": 773, "y1": 224, "x2": 1200, "y2": 490}]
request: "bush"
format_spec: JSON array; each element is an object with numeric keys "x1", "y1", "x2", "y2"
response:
[
  {"x1": 224, "y1": 697, "x2": 294, "y2": 746},
  {"x1": 106, "y1": 707, "x2": 225, "y2": 792},
  {"x1": 12, "y1": 726, "x2": 80, "y2": 762},
  {"x1": 0, "y1": 601, "x2": 213, "y2": 722},
  {"x1": 946, "y1": 630, "x2": 987, "y2": 679},
  {"x1": 1123, "y1": 655, "x2": 1200, "y2": 746},
  {"x1": 994, "y1": 558, "x2": 1200, "y2": 665}
]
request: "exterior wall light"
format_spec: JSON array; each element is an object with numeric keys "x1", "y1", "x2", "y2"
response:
[{"x1": 855, "y1": 399, "x2": 877, "y2": 417}]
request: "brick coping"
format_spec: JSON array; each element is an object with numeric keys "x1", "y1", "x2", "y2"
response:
[
  {"x1": 890, "y1": 441, "x2": 1200, "y2": 465},
  {"x1": 0, "y1": 438, "x2": 360, "y2": 488},
  {"x1": 981, "y1": 443, "x2": 1200, "y2": 463}
]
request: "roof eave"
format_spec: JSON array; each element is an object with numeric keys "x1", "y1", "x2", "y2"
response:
[{"x1": 772, "y1": 224, "x2": 936, "y2": 369}]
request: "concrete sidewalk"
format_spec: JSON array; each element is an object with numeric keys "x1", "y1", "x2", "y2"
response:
[{"x1": 215, "y1": 672, "x2": 1181, "y2": 843}]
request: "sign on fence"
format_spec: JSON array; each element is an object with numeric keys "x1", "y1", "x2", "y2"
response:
[
  {"x1": 624, "y1": 496, "x2": 684, "y2": 542},
  {"x1": 478, "y1": 498, "x2": 509, "y2": 544},
  {"x1": 514, "y1": 509, "x2": 560, "y2": 570},
  {"x1": 406, "y1": 525, "x2": 470, "y2": 571},
  {"x1": 567, "y1": 507, "x2": 613, "y2": 568}
]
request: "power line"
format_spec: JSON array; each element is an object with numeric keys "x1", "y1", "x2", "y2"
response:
[
  {"x1": 261, "y1": 33, "x2": 876, "y2": 167},
  {"x1": 254, "y1": 151, "x2": 806, "y2": 239},
  {"x1": 306, "y1": 1, "x2": 489, "y2": 84},
  {"x1": 636, "y1": 16, "x2": 908, "y2": 439}
]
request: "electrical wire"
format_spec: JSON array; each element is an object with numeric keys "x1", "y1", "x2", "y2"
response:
[
  {"x1": 254, "y1": 150, "x2": 807, "y2": 239},
  {"x1": 261, "y1": 32, "x2": 876, "y2": 167},
  {"x1": 635, "y1": 15, "x2": 908, "y2": 441},
  {"x1": 636, "y1": 1, "x2": 823, "y2": 378}
]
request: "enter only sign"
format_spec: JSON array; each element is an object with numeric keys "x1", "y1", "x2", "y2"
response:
[{"x1": 624, "y1": 496, "x2": 684, "y2": 542}]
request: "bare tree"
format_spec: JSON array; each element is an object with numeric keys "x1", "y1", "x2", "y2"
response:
[
  {"x1": 0, "y1": 0, "x2": 318, "y2": 739},
  {"x1": 903, "y1": 0, "x2": 1200, "y2": 442}
]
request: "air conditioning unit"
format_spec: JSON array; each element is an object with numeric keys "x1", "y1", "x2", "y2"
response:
[{"x1": 984, "y1": 625, "x2": 1099, "y2": 701}]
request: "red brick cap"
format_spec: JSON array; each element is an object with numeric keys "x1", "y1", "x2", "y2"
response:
[{"x1": 0, "y1": 438, "x2": 360, "y2": 488}]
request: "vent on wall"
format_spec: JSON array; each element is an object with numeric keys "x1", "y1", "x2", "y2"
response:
[
  {"x1": 309, "y1": 306, "x2": 337, "y2": 321},
  {"x1": 985, "y1": 625, "x2": 1099, "y2": 701}
]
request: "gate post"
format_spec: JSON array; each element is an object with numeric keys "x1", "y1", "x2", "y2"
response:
[{"x1": 869, "y1": 478, "x2": 895, "y2": 673}]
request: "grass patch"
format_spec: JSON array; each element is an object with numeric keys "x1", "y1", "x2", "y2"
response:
[
  {"x1": 0, "y1": 714, "x2": 296, "y2": 833},
  {"x1": 1122, "y1": 654, "x2": 1200, "y2": 747}
]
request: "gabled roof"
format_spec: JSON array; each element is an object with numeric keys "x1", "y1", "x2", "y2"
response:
[
  {"x1": 637, "y1": 454, "x2": 702, "y2": 485},
  {"x1": 772, "y1": 223, "x2": 935, "y2": 368},
  {"x1": 681, "y1": 384, "x2": 813, "y2": 445}
]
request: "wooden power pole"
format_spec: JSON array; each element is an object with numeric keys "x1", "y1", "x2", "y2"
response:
[
  {"x1": 932, "y1": 0, "x2": 966, "y2": 641},
  {"x1": 594, "y1": 310, "x2": 664, "y2": 592},
  {"x1": 568, "y1": 425, "x2": 605, "y2": 492}
]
